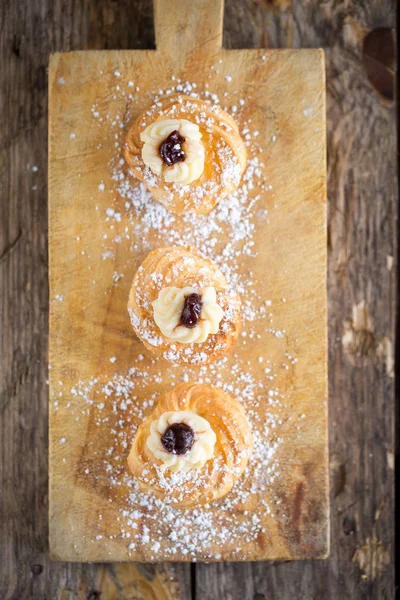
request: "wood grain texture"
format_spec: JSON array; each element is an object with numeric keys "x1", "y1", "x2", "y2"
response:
[
  {"x1": 0, "y1": 0, "x2": 395, "y2": 597},
  {"x1": 196, "y1": 1, "x2": 396, "y2": 599},
  {"x1": 48, "y1": 0, "x2": 327, "y2": 561}
]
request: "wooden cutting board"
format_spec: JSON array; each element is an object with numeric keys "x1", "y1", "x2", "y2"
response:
[{"x1": 48, "y1": 0, "x2": 328, "y2": 562}]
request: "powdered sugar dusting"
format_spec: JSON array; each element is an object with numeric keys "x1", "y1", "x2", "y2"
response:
[{"x1": 52, "y1": 352, "x2": 286, "y2": 560}]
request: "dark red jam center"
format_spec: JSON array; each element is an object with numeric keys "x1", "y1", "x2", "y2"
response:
[
  {"x1": 159, "y1": 130, "x2": 186, "y2": 166},
  {"x1": 180, "y1": 293, "x2": 203, "y2": 329},
  {"x1": 161, "y1": 423, "x2": 195, "y2": 455}
]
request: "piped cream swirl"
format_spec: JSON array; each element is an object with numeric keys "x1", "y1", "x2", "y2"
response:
[
  {"x1": 146, "y1": 410, "x2": 216, "y2": 472},
  {"x1": 152, "y1": 286, "x2": 224, "y2": 344},
  {"x1": 141, "y1": 119, "x2": 205, "y2": 184}
]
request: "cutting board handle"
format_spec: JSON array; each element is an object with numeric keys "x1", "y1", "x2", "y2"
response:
[{"x1": 154, "y1": 0, "x2": 224, "y2": 60}]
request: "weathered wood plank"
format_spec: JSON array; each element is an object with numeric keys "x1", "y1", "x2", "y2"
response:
[
  {"x1": 196, "y1": 1, "x2": 396, "y2": 598},
  {"x1": 0, "y1": 0, "x2": 395, "y2": 598},
  {"x1": 0, "y1": 1, "x2": 189, "y2": 598}
]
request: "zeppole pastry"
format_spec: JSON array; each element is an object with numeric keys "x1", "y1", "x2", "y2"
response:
[
  {"x1": 127, "y1": 382, "x2": 253, "y2": 508},
  {"x1": 124, "y1": 94, "x2": 247, "y2": 214},
  {"x1": 127, "y1": 246, "x2": 241, "y2": 365}
]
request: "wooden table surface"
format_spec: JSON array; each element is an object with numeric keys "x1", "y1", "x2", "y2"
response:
[{"x1": 0, "y1": 0, "x2": 396, "y2": 598}]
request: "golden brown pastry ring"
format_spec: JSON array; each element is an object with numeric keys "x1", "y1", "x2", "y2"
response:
[
  {"x1": 124, "y1": 93, "x2": 247, "y2": 214},
  {"x1": 127, "y1": 382, "x2": 253, "y2": 508},
  {"x1": 127, "y1": 245, "x2": 241, "y2": 365}
]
